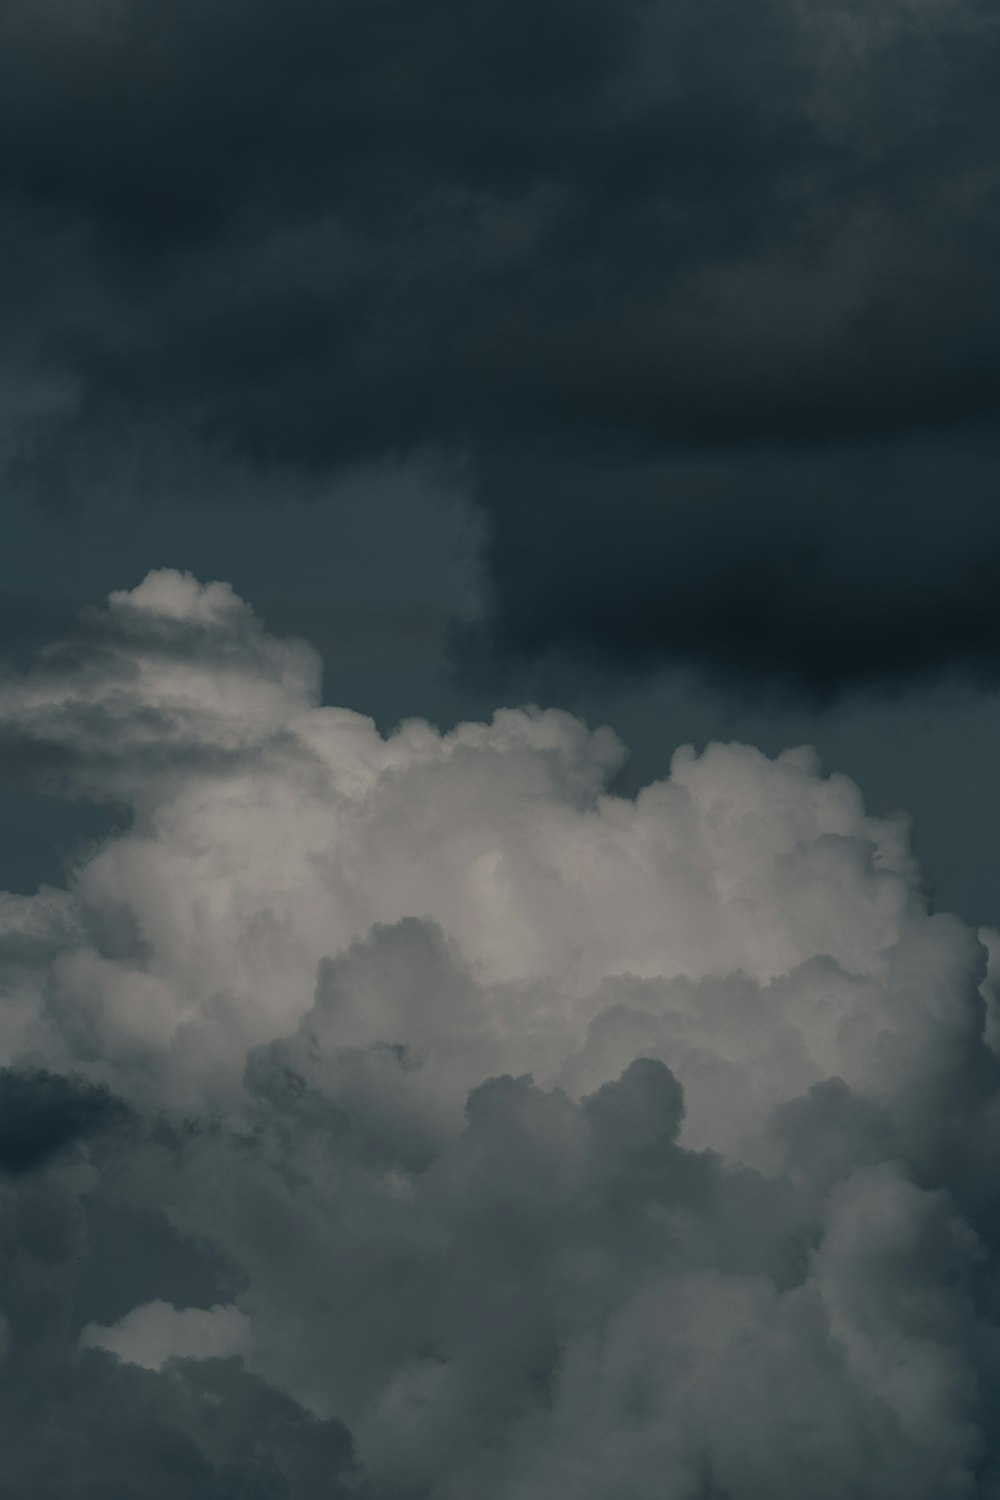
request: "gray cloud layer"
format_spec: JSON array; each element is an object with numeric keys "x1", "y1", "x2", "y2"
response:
[
  {"x1": 2, "y1": 0, "x2": 1000, "y2": 688},
  {"x1": 3, "y1": 575, "x2": 1000, "y2": 1495}
]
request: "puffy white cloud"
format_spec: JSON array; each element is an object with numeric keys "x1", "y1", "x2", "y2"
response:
[{"x1": 2, "y1": 570, "x2": 1000, "y2": 1497}]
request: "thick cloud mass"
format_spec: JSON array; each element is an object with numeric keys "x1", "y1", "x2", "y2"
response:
[
  {"x1": 3, "y1": 573, "x2": 1000, "y2": 1495},
  {"x1": 0, "y1": 1065, "x2": 124, "y2": 1175},
  {"x1": 3, "y1": 0, "x2": 1000, "y2": 685}
]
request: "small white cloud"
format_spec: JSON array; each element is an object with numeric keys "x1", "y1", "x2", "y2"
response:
[{"x1": 80, "y1": 1300, "x2": 252, "y2": 1371}]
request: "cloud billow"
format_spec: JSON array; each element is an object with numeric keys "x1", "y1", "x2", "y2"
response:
[
  {"x1": 1, "y1": 573, "x2": 1000, "y2": 1494},
  {"x1": 2, "y1": 0, "x2": 1000, "y2": 687},
  {"x1": 0, "y1": 1065, "x2": 124, "y2": 1175}
]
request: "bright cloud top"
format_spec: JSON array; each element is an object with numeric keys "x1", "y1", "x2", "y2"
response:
[{"x1": 2, "y1": 571, "x2": 1000, "y2": 1499}]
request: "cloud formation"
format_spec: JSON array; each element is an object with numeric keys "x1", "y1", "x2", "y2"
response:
[
  {"x1": 2, "y1": 572, "x2": 1000, "y2": 1495},
  {"x1": 0, "y1": 1066, "x2": 124, "y2": 1175},
  {"x1": 81, "y1": 1300, "x2": 253, "y2": 1371},
  {"x1": 3, "y1": 0, "x2": 1000, "y2": 687}
]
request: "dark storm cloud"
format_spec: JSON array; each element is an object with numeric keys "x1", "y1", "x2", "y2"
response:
[
  {"x1": 0, "y1": 1158, "x2": 361, "y2": 1500},
  {"x1": 3, "y1": 0, "x2": 1000, "y2": 687},
  {"x1": 0, "y1": 1348, "x2": 362, "y2": 1500},
  {"x1": 0, "y1": 1066, "x2": 125, "y2": 1174},
  {"x1": 458, "y1": 426, "x2": 1000, "y2": 694}
]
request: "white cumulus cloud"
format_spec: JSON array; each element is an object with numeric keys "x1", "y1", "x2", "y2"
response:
[{"x1": 2, "y1": 570, "x2": 1000, "y2": 1499}]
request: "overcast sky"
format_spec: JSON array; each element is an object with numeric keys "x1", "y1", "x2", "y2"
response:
[{"x1": 3, "y1": 2, "x2": 1000, "y2": 1496}]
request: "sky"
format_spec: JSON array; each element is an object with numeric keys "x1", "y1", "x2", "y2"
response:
[{"x1": 2, "y1": 2, "x2": 1000, "y2": 1496}]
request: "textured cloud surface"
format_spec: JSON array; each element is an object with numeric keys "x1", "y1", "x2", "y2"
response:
[
  {"x1": 4, "y1": 0, "x2": 1000, "y2": 687},
  {"x1": 3, "y1": 573, "x2": 1000, "y2": 1496}
]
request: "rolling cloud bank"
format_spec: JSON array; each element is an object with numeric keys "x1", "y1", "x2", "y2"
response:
[
  {"x1": 2, "y1": 572, "x2": 1000, "y2": 1497},
  {"x1": 4, "y1": 0, "x2": 1000, "y2": 693}
]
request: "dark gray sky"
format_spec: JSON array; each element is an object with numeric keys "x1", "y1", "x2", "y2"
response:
[
  {"x1": 3, "y1": 0, "x2": 1000, "y2": 916},
  {"x1": 4, "y1": 3, "x2": 1000, "y2": 1496}
]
